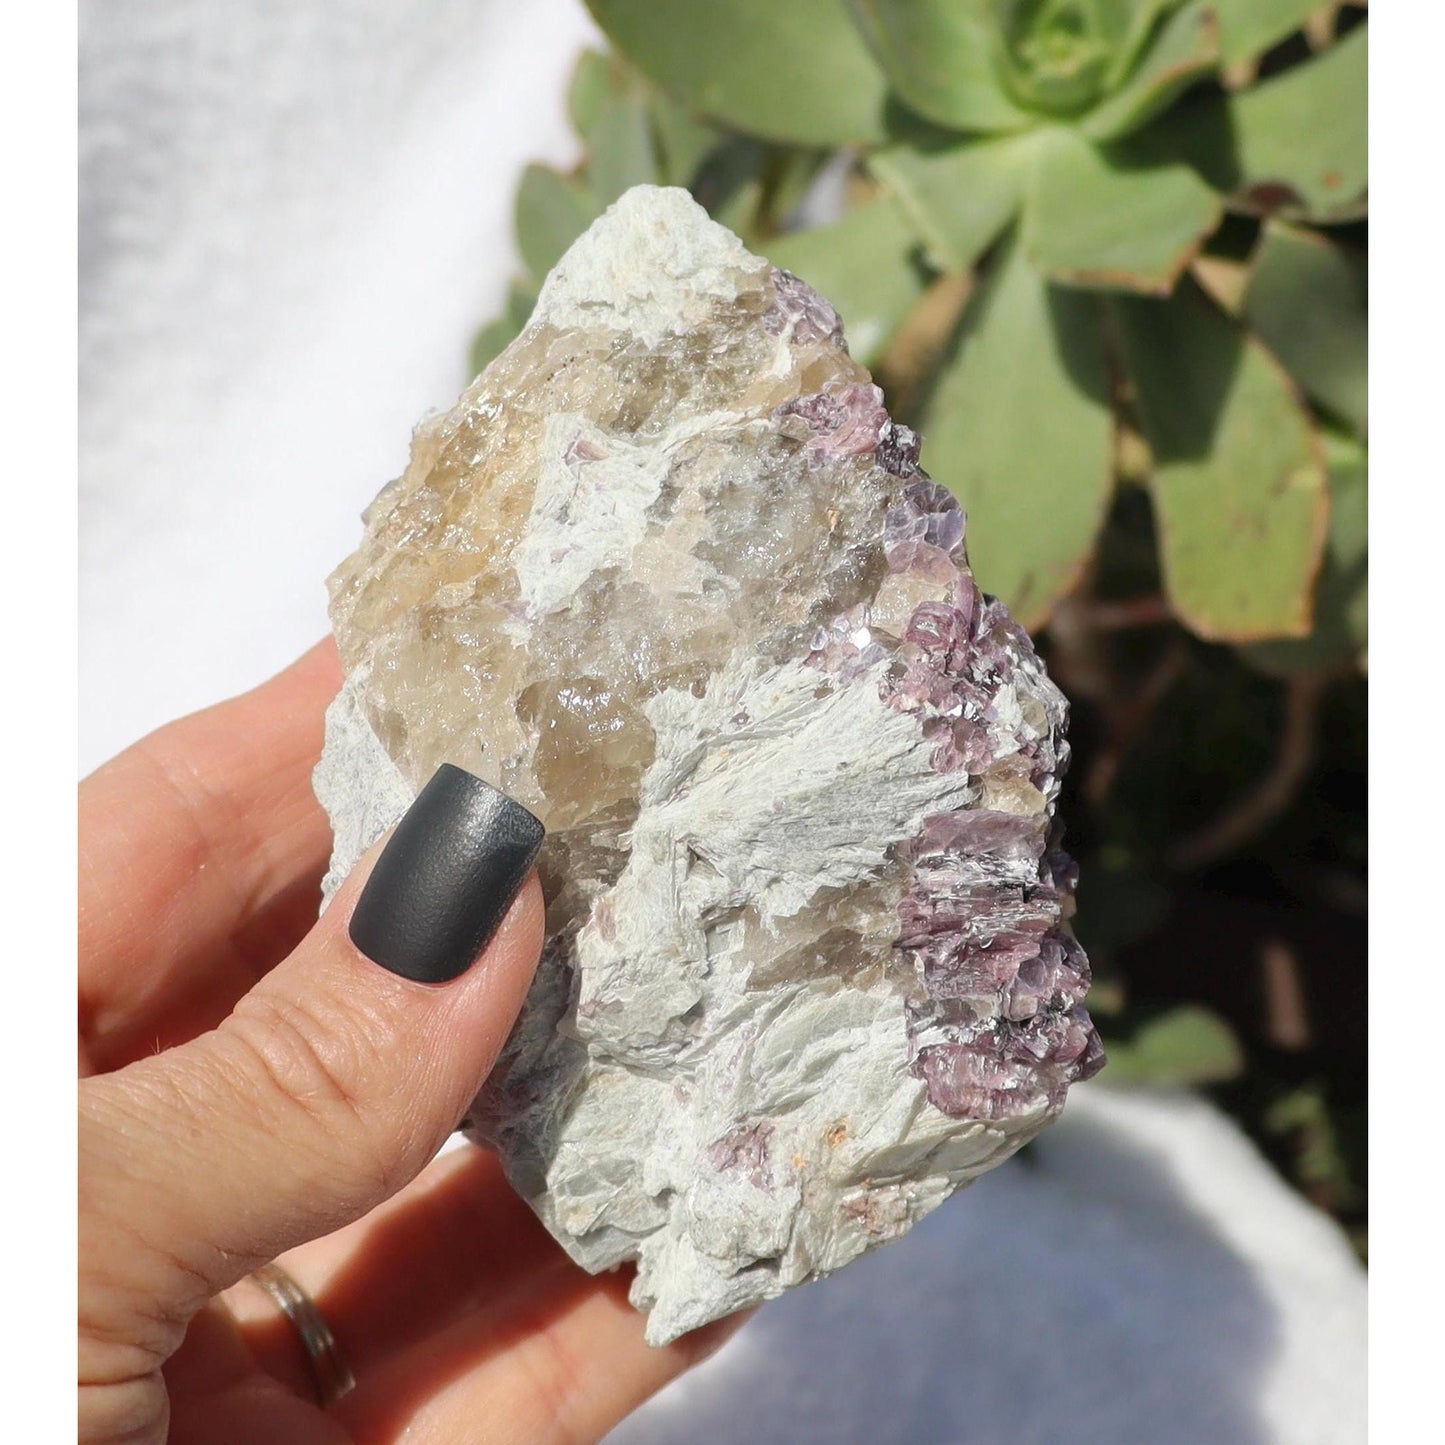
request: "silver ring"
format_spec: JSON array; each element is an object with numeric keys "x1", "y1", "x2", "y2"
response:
[{"x1": 249, "y1": 1262, "x2": 357, "y2": 1408}]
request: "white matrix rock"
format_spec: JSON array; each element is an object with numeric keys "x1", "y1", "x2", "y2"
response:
[{"x1": 315, "y1": 186, "x2": 1102, "y2": 1344}]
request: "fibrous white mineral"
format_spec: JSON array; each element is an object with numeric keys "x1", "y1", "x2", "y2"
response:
[{"x1": 315, "y1": 185, "x2": 1103, "y2": 1344}]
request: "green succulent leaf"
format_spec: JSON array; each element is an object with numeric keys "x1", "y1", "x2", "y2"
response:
[
  {"x1": 587, "y1": 92, "x2": 663, "y2": 207},
  {"x1": 869, "y1": 131, "x2": 1036, "y2": 273},
  {"x1": 1082, "y1": 0, "x2": 1219, "y2": 142},
  {"x1": 1024, "y1": 128, "x2": 1221, "y2": 292},
  {"x1": 1112, "y1": 279, "x2": 1329, "y2": 640},
  {"x1": 585, "y1": 0, "x2": 891, "y2": 145},
  {"x1": 1209, "y1": 0, "x2": 1327, "y2": 68},
  {"x1": 1099, "y1": 1004, "x2": 1245, "y2": 1086},
  {"x1": 764, "y1": 196, "x2": 929, "y2": 365},
  {"x1": 921, "y1": 233, "x2": 1114, "y2": 627},
  {"x1": 649, "y1": 92, "x2": 724, "y2": 188},
  {"x1": 1104, "y1": 0, "x2": 1192, "y2": 85},
  {"x1": 1243, "y1": 431, "x2": 1367, "y2": 675},
  {"x1": 1244, "y1": 221, "x2": 1367, "y2": 438},
  {"x1": 567, "y1": 48, "x2": 640, "y2": 141},
  {"x1": 848, "y1": 0, "x2": 1036, "y2": 133},
  {"x1": 1224, "y1": 22, "x2": 1367, "y2": 219},
  {"x1": 1168, "y1": 22, "x2": 1366, "y2": 222},
  {"x1": 514, "y1": 165, "x2": 600, "y2": 281}
]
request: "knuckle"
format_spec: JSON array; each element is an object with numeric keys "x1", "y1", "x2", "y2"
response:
[
  {"x1": 219, "y1": 989, "x2": 398, "y2": 1197},
  {"x1": 80, "y1": 1074, "x2": 220, "y2": 1330},
  {"x1": 517, "y1": 1312, "x2": 592, "y2": 1445},
  {"x1": 78, "y1": 1371, "x2": 168, "y2": 1445}
]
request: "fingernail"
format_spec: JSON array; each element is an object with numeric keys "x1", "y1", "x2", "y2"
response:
[{"x1": 348, "y1": 764, "x2": 545, "y2": 983}]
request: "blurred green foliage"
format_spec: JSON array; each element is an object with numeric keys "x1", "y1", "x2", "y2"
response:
[{"x1": 472, "y1": 1, "x2": 1367, "y2": 1238}]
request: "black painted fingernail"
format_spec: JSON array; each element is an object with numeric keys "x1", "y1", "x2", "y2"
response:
[{"x1": 348, "y1": 764, "x2": 544, "y2": 984}]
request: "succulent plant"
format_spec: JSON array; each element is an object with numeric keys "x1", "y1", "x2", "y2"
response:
[{"x1": 474, "y1": 0, "x2": 1366, "y2": 664}]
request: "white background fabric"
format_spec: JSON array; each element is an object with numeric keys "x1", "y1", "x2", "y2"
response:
[{"x1": 78, "y1": 3, "x2": 1365, "y2": 1439}]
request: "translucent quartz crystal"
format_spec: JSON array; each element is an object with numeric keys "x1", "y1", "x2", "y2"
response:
[{"x1": 318, "y1": 186, "x2": 1102, "y2": 1344}]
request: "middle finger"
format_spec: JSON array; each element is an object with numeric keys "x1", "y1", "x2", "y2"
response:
[
  {"x1": 224, "y1": 1143, "x2": 575, "y2": 1399},
  {"x1": 80, "y1": 643, "x2": 341, "y2": 1073}
]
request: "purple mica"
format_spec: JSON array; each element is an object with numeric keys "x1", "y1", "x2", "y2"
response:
[
  {"x1": 788, "y1": 376, "x2": 1104, "y2": 1122},
  {"x1": 766, "y1": 267, "x2": 847, "y2": 347},
  {"x1": 563, "y1": 433, "x2": 608, "y2": 466},
  {"x1": 884, "y1": 481, "x2": 969, "y2": 583},
  {"x1": 780, "y1": 382, "x2": 892, "y2": 468},
  {"x1": 877, "y1": 421, "x2": 923, "y2": 479},
  {"x1": 886, "y1": 480, "x2": 966, "y2": 557},
  {"x1": 806, "y1": 602, "x2": 890, "y2": 680},
  {"x1": 707, "y1": 1119, "x2": 776, "y2": 1192}
]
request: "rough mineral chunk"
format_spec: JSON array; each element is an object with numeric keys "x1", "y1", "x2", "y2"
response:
[{"x1": 316, "y1": 186, "x2": 1103, "y2": 1344}]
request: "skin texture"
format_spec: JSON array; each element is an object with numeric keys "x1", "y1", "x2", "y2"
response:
[{"x1": 78, "y1": 641, "x2": 745, "y2": 1445}]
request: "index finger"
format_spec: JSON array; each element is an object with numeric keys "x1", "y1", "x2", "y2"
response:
[{"x1": 79, "y1": 640, "x2": 343, "y2": 1072}]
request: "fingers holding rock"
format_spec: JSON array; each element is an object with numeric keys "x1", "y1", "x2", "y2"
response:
[
  {"x1": 79, "y1": 642, "x2": 344, "y2": 1073},
  {"x1": 222, "y1": 1144, "x2": 569, "y2": 1402},
  {"x1": 334, "y1": 1267, "x2": 752, "y2": 1445},
  {"x1": 80, "y1": 768, "x2": 545, "y2": 1359}
]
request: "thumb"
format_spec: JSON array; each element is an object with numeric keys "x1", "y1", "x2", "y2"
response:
[{"x1": 80, "y1": 765, "x2": 546, "y2": 1334}]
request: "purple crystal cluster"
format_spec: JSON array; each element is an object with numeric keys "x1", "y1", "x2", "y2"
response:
[
  {"x1": 789, "y1": 336, "x2": 1104, "y2": 1123},
  {"x1": 766, "y1": 267, "x2": 848, "y2": 347}
]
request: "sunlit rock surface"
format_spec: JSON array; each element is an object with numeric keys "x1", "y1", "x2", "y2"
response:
[{"x1": 316, "y1": 186, "x2": 1102, "y2": 1344}]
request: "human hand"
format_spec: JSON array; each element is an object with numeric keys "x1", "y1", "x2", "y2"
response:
[{"x1": 79, "y1": 642, "x2": 743, "y2": 1444}]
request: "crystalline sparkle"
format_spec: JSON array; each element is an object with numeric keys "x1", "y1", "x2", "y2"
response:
[{"x1": 316, "y1": 186, "x2": 1102, "y2": 1344}]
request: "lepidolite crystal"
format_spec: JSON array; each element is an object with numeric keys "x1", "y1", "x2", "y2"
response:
[{"x1": 316, "y1": 186, "x2": 1102, "y2": 1344}]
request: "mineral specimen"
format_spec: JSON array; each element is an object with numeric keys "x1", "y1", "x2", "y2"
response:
[{"x1": 316, "y1": 185, "x2": 1102, "y2": 1344}]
